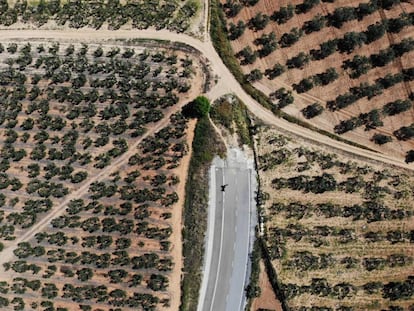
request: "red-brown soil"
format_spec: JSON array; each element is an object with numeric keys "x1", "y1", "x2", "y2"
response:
[{"x1": 251, "y1": 260, "x2": 283, "y2": 311}]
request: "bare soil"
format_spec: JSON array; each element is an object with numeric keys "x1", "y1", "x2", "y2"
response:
[
  {"x1": 250, "y1": 260, "x2": 283, "y2": 311},
  {"x1": 168, "y1": 119, "x2": 197, "y2": 311}
]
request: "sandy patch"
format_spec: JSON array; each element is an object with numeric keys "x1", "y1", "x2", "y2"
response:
[{"x1": 167, "y1": 118, "x2": 197, "y2": 311}]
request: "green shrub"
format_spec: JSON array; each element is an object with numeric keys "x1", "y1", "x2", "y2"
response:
[{"x1": 182, "y1": 96, "x2": 211, "y2": 119}]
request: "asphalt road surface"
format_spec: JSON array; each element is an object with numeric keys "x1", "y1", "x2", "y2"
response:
[{"x1": 198, "y1": 148, "x2": 257, "y2": 311}]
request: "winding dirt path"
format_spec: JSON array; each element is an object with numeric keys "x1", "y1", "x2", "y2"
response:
[{"x1": 169, "y1": 119, "x2": 197, "y2": 311}]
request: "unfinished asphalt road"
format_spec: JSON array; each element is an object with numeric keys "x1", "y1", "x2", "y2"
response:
[{"x1": 198, "y1": 148, "x2": 257, "y2": 311}]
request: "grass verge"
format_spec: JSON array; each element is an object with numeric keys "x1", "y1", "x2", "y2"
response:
[
  {"x1": 209, "y1": 0, "x2": 377, "y2": 153},
  {"x1": 244, "y1": 238, "x2": 261, "y2": 311},
  {"x1": 180, "y1": 115, "x2": 226, "y2": 311}
]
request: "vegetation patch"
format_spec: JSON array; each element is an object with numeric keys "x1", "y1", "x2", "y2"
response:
[
  {"x1": 182, "y1": 95, "x2": 211, "y2": 119},
  {"x1": 0, "y1": 0, "x2": 199, "y2": 32},
  {"x1": 210, "y1": 95, "x2": 252, "y2": 147},
  {"x1": 244, "y1": 239, "x2": 262, "y2": 310},
  {"x1": 180, "y1": 115, "x2": 225, "y2": 311}
]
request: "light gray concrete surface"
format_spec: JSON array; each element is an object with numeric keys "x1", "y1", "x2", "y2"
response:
[{"x1": 198, "y1": 148, "x2": 257, "y2": 311}]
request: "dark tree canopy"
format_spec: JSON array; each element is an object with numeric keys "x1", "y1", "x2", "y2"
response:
[
  {"x1": 405, "y1": 150, "x2": 414, "y2": 163},
  {"x1": 372, "y1": 133, "x2": 392, "y2": 145},
  {"x1": 182, "y1": 96, "x2": 211, "y2": 118}
]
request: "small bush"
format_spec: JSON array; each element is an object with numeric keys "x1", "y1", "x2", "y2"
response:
[{"x1": 182, "y1": 96, "x2": 211, "y2": 119}]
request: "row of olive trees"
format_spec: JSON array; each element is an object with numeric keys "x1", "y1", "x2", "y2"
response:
[
  {"x1": 328, "y1": 67, "x2": 414, "y2": 111},
  {"x1": 225, "y1": 0, "x2": 402, "y2": 25},
  {"x1": 0, "y1": 0, "x2": 198, "y2": 32},
  {"x1": 334, "y1": 98, "x2": 412, "y2": 134}
]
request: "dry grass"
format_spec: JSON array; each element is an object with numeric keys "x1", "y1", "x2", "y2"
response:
[{"x1": 256, "y1": 125, "x2": 414, "y2": 310}]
